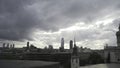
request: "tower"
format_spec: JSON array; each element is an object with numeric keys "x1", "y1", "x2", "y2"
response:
[
  {"x1": 10, "y1": 44, "x2": 13, "y2": 48},
  {"x1": 72, "y1": 37, "x2": 78, "y2": 56},
  {"x1": 3, "y1": 43, "x2": 5, "y2": 48},
  {"x1": 7, "y1": 43, "x2": 9, "y2": 48},
  {"x1": 70, "y1": 40, "x2": 73, "y2": 49},
  {"x1": 116, "y1": 24, "x2": 120, "y2": 47},
  {"x1": 27, "y1": 42, "x2": 29, "y2": 48},
  {"x1": 61, "y1": 38, "x2": 64, "y2": 49},
  {"x1": 60, "y1": 38, "x2": 64, "y2": 52},
  {"x1": 13, "y1": 44, "x2": 15, "y2": 48}
]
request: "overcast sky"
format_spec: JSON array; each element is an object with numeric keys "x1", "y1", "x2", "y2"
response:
[{"x1": 0, "y1": 0, "x2": 120, "y2": 49}]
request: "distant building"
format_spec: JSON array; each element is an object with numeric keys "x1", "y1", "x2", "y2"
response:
[
  {"x1": 61, "y1": 38, "x2": 64, "y2": 49},
  {"x1": 13, "y1": 44, "x2": 15, "y2": 48},
  {"x1": 60, "y1": 38, "x2": 64, "y2": 52},
  {"x1": 116, "y1": 24, "x2": 120, "y2": 47},
  {"x1": 27, "y1": 42, "x2": 30, "y2": 49},
  {"x1": 2, "y1": 43, "x2": 15, "y2": 49},
  {"x1": 25, "y1": 42, "x2": 30, "y2": 52},
  {"x1": 48, "y1": 45, "x2": 53, "y2": 50},
  {"x1": 72, "y1": 37, "x2": 78, "y2": 56},
  {"x1": 3, "y1": 43, "x2": 5, "y2": 48},
  {"x1": 10, "y1": 44, "x2": 13, "y2": 48},
  {"x1": 70, "y1": 40, "x2": 73, "y2": 49},
  {"x1": 104, "y1": 24, "x2": 120, "y2": 63},
  {"x1": 78, "y1": 47, "x2": 92, "y2": 53},
  {"x1": 7, "y1": 43, "x2": 9, "y2": 48}
]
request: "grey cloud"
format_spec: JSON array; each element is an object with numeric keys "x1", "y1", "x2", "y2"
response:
[
  {"x1": 0, "y1": 0, "x2": 120, "y2": 41},
  {"x1": 0, "y1": 0, "x2": 37, "y2": 41}
]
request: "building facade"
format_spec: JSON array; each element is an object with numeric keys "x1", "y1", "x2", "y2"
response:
[{"x1": 104, "y1": 25, "x2": 120, "y2": 63}]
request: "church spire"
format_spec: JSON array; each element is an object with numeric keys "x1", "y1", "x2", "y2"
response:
[
  {"x1": 74, "y1": 36, "x2": 76, "y2": 47},
  {"x1": 73, "y1": 36, "x2": 78, "y2": 56}
]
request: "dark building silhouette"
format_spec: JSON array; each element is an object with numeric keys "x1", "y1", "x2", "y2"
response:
[
  {"x1": 27, "y1": 42, "x2": 30, "y2": 49},
  {"x1": 3, "y1": 43, "x2": 5, "y2": 48},
  {"x1": 73, "y1": 37, "x2": 78, "y2": 56},
  {"x1": 70, "y1": 40, "x2": 73, "y2": 49},
  {"x1": 7, "y1": 43, "x2": 9, "y2": 48},
  {"x1": 61, "y1": 38, "x2": 64, "y2": 49},
  {"x1": 116, "y1": 24, "x2": 120, "y2": 47},
  {"x1": 48, "y1": 45, "x2": 53, "y2": 50},
  {"x1": 10, "y1": 44, "x2": 13, "y2": 48},
  {"x1": 13, "y1": 44, "x2": 15, "y2": 48},
  {"x1": 60, "y1": 38, "x2": 64, "y2": 52}
]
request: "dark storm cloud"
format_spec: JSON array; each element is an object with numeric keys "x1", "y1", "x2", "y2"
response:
[
  {"x1": 0, "y1": 0, "x2": 37, "y2": 41},
  {"x1": 0, "y1": 0, "x2": 120, "y2": 41}
]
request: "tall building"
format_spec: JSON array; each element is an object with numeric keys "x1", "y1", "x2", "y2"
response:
[
  {"x1": 27, "y1": 42, "x2": 30, "y2": 49},
  {"x1": 59, "y1": 38, "x2": 64, "y2": 52},
  {"x1": 7, "y1": 43, "x2": 9, "y2": 48},
  {"x1": 13, "y1": 44, "x2": 15, "y2": 48},
  {"x1": 70, "y1": 40, "x2": 73, "y2": 49},
  {"x1": 3, "y1": 43, "x2": 5, "y2": 48},
  {"x1": 116, "y1": 24, "x2": 120, "y2": 47},
  {"x1": 10, "y1": 44, "x2": 13, "y2": 48},
  {"x1": 61, "y1": 38, "x2": 64, "y2": 49}
]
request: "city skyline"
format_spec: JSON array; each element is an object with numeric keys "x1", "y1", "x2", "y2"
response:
[{"x1": 0, "y1": 0, "x2": 120, "y2": 49}]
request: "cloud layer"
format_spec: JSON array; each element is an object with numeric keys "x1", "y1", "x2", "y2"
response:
[{"x1": 0, "y1": 0, "x2": 120, "y2": 49}]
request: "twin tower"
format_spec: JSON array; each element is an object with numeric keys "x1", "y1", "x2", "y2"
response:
[{"x1": 60, "y1": 37, "x2": 77, "y2": 51}]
